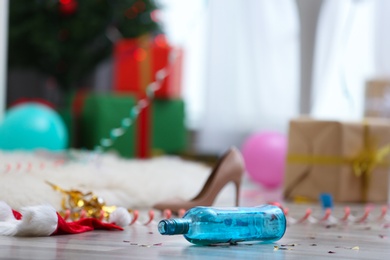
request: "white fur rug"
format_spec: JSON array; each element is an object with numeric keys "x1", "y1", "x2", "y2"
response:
[{"x1": 0, "y1": 150, "x2": 213, "y2": 211}]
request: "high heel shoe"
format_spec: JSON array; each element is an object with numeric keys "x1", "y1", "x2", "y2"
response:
[{"x1": 152, "y1": 147, "x2": 245, "y2": 213}]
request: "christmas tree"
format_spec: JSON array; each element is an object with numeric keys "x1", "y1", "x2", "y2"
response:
[{"x1": 7, "y1": 0, "x2": 160, "y2": 91}]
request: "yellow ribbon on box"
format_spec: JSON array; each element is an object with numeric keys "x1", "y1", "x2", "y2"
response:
[{"x1": 286, "y1": 121, "x2": 390, "y2": 202}]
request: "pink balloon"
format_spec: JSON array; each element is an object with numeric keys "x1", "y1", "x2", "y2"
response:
[{"x1": 241, "y1": 132, "x2": 287, "y2": 188}]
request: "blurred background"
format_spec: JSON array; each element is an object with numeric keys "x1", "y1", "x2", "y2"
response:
[{"x1": 1, "y1": 0, "x2": 390, "y2": 157}]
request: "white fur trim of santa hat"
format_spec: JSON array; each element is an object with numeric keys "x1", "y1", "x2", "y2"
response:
[
  {"x1": 0, "y1": 201, "x2": 132, "y2": 237},
  {"x1": 0, "y1": 201, "x2": 57, "y2": 236},
  {"x1": 109, "y1": 207, "x2": 132, "y2": 227}
]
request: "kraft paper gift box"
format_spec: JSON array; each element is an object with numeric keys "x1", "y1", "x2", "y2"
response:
[
  {"x1": 283, "y1": 118, "x2": 390, "y2": 203},
  {"x1": 364, "y1": 78, "x2": 390, "y2": 118}
]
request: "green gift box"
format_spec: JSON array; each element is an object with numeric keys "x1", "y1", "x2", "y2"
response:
[{"x1": 80, "y1": 94, "x2": 187, "y2": 158}]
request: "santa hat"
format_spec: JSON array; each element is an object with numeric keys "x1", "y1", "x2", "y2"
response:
[{"x1": 0, "y1": 201, "x2": 131, "y2": 237}]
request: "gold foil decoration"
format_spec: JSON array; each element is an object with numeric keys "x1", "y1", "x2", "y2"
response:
[{"x1": 46, "y1": 181, "x2": 126, "y2": 221}]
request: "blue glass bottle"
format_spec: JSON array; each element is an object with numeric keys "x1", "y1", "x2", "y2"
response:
[{"x1": 158, "y1": 205, "x2": 286, "y2": 245}]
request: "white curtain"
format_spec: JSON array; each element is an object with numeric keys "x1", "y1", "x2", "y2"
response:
[
  {"x1": 157, "y1": 0, "x2": 208, "y2": 131},
  {"x1": 159, "y1": 0, "x2": 390, "y2": 154},
  {"x1": 195, "y1": 0, "x2": 300, "y2": 154},
  {"x1": 158, "y1": 0, "x2": 301, "y2": 154},
  {"x1": 310, "y1": 0, "x2": 375, "y2": 119}
]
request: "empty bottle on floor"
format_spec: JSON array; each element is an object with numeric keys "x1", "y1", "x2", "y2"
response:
[{"x1": 158, "y1": 204, "x2": 286, "y2": 245}]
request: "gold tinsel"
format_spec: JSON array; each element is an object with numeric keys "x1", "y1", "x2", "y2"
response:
[{"x1": 46, "y1": 181, "x2": 126, "y2": 221}]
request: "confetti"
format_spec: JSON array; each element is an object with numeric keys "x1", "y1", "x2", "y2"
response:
[
  {"x1": 328, "y1": 251, "x2": 336, "y2": 254},
  {"x1": 123, "y1": 240, "x2": 130, "y2": 243},
  {"x1": 379, "y1": 234, "x2": 387, "y2": 239},
  {"x1": 325, "y1": 224, "x2": 335, "y2": 229},
  {"x1": 148, "y1": 232, "x2": 154, "y2": 234},
  {"x1": 153, "y1": 243, "x2": 162, "y2": 246},
  {"x1": 273, "y1": 245, "x2": 291, "y2": 251},
  {"x1": 310, "y1": 244, "x2": 317, "y2": 246},
  {"x1": 281, "y1": 243, "x2": 298, "y2": 247},
  {"x1": 335, "y1": 246, "x2": 359, "y2": 250}
]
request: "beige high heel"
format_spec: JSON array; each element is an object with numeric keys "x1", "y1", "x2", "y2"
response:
[{"x1": 152, "y1": 147, "x2": 245, "y2": 213}]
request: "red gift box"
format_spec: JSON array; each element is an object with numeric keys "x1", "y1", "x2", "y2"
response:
[
  {"x1": 112, "y1": 34, "x2": 183, "y2": 158},
  {"x1": 113, "y1": 34, "x2": 182, "y2": 99}
]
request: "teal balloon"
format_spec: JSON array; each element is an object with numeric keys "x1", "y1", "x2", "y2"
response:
[{"x1": 0, "y1": 103, "x2": 68, "y2": 151}]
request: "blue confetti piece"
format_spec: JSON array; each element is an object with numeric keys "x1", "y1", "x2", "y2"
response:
[{"x1": 319, "y1": 193, "x2": 333, "y2": 209}]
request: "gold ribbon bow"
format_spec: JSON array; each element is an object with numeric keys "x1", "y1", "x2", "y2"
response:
[
  {"x1": 286, "y1": 121, "x2": 390, "y2": 202},
  {"x1": 349, "y1": 122, "x2": 390, "y2": 201}
]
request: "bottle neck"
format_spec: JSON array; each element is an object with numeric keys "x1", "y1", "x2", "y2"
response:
[{"x1": 158, "y1": 218, "x2": 191, "y2": 235}]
